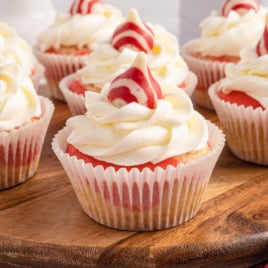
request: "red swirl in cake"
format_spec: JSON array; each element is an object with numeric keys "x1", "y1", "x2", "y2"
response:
[
  {"x1": 70, "y1": 0, "x2": 101, "y2": 15},
  {"x1": 111, "y1": 9, "x2": 154, "y2": 53},
  {"x1": 107, "y1": 53, "x2": 162, "y2": 109},
  {"x1": 221, "y1": 0, "x2": 259, "y2": 17}
]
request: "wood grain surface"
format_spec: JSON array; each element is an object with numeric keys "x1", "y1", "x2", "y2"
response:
[{"x1": 0, "y1": 93, "x2": 267, "y2": 268}]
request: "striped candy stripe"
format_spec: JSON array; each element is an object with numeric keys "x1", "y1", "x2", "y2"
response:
[
  {"x1": 256, "y1": 24, "x2": 268, "y2": 56},
  {"x1": 70, "y1": 0, "x2": 101, "y2": 15},
  {"x1": 111, "y1": 9, "x2": 154, "y2": 53},
  {"x1": 221, "y1": 0, "x2": 259, "y2": 16},
  {"x1": 107, "y1": 53, "x2": 162, "y2": 109}
]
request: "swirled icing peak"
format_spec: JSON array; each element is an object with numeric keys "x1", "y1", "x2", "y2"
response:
[
  {"x1": 256, "y1": 15, "x2": 268, "y2": 56},
  {"x1": 221, "y1": 0, "x2": 259, "y2": 17},
  {"x1": 0, "y1": 63, "x2": 41, "y2": 131},
  {"x1": 70, "y1": 0, "x2": 102, "y2": 15},
  {"x1": 106, "y1": 52, "x2": 162, "y2": 109},
  {"x1": 111, "y1": 8, "x2": 154, "y2": 53}
]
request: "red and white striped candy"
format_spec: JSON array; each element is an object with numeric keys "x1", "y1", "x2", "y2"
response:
[
  {"x1": 107, "y1": 53, "x2": 162, "y2": 109},
  {"x1": 221, "y1": 0, "x2": 259, "y2": 17},
  {"x1": 111, "y1": 9, "x2": 154, "y2": 53},
  {"x1": 70, "y1": 0, "x2": 101, "y2": 15},
  {"x1": 256, "y1": 16, "x2": 268, "y2": 56}
]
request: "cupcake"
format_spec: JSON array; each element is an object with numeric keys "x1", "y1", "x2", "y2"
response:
[
  {"x1": 59, "y1": 8, "x2": 197, "y2": 115},
  {"x1": 209, "y1": 17, "x2": 268, "y2": 165},
  {"x1": 181, "y1": 0, "x2": 266, "y2": 109},
  {"x1": 52, "y1": 53, "x2": 225, "y2": 231},
  {"x1": 0, "y1": 63, "x2": 54, "y2": 190},
  {"x1": 34, "y1": 0, "x2": 122, "y2": 101},
  {"x1": 0, "y1": 22, "x2": 44, "y2": 91}
]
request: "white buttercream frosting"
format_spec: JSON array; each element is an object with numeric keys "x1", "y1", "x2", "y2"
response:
[
  {"x1": 0, "y1": 64, "x2": 41, "y2": 131},
  {"x1": 0, "y1": 22, "x2": 36, "y2": 76},
  {"x1": 75, "y1": 24, "x2": 189, "y2": 92},
  {"x1": 66, "y1": 89, "x2": 208, "y2": 166},
  {"x1": 219, "y1": 47, "x2": 268, "y2": 107},
  {"x1": 37, "y1": 4, "x2": 122, "y2": 51},
  {"x1": 192, "y1": 7, "x2": 266, "y2": 57}
]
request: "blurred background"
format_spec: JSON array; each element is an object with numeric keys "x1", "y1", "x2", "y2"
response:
[
  {"x1": 52, "y1": 0, "x2": 223, "y2": 44},
  {"x1": 1, "y1": 0, "x2": 267, "y2": 46}
]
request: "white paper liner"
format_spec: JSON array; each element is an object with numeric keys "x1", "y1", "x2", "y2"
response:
[
  {"x1": 0, "y1": 97, "x2": 55, "y2": 190},
  {"x1": 33, "y1": 45, "x2": 87, "y2": 101},
  {"x1": 181, "y1": 41, "x2": 229, "y2": 110},
  {"x1": 52, "y1": 122, "x2": 225, "y2": 231},
  {"x1": 59, "y1": 73, "x2": 86, "y2": 115},
  {"x1": 31, "y1": 62, "x2": 45, "y2": 92},
  {"x1": 209, "y1": 82, "x2": 268, "y2": 165}
]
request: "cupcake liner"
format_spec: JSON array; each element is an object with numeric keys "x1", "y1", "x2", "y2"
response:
[
  {"x1": 209, "y1": 82, "x2": 268, "y2": 165},
  {"x1": 33, "y1": 45, "x2": 87, "y2": 101},
  {"x1": 181, "y1": 41, "x2": 228, "y2": 110},
  {"x1": 31, "y1": 62, "x2": 45, "y2": 91},
  {"x1": 59, "y1": 73, "x2": 86, "y2": 115},
  {"x1": 0, "y1": 97, "x2": 55, "y2": 190},
  {"x1": 52, "y1": 122, "x2": 225, "y2": 231}
]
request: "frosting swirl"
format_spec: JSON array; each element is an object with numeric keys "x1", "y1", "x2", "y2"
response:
[
  {"x1": 192, "y1": 6, "x2": 266, "y2": 57},
  {"x1": 76, "y1": 9, "x2": 189, "y2": 92},
  {"x1": 67, "y1": 53, "x2": 207, "y2": 166},
  {"x1": 37, "y1": 3, "x2": 122, "y2": 51},
  {"x1": 66, "y1": 89, "x2": 208, "y2": 166},
  {"x1": 0, "y1": 64, "x2": 41, "y2": 131},
  {"x1": 219, "y1": 47, "x2": 268, "y2": 107},
  {"x1": 0, "y1": 22, "x2": 36, "y2": 76}
]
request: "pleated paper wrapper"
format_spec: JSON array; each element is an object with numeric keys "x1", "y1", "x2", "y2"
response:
[
  {"x1": 33, "y1": 45, "x2": 87, "y2": 101},
  {"x1": 52, "y1": 121, "x2": 225, "y2": 231},
  {"x1": 0, "y1": 97, "x2": 55, "y2": 190},
  {"x1": 209, "y1": 82, "x2": 268, "y2": 165}
]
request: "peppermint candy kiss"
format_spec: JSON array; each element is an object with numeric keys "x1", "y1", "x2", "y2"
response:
[
  {"x1": 107, "y1": 53, "x2": 162, "y2": 109},
  {"x1": 256, "y1": 16, "x2": 268, "y2": 56},
  {"x1": 70, "y1": 0, "x2": 101, "y2": 15},
  {"x1": 221, "y1": 0, "x2": 259, "y2": 16},
  {"x1": 111, "y1": 9, "x2": 154, "y2": 53}
]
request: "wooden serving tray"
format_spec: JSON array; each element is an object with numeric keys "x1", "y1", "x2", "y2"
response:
[{"x1": 0, "y1": 94, "x2": 267, "y2": 267}]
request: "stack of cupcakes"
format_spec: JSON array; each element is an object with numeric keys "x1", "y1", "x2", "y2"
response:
[
  {"x1": 52, "y1": 53, "x2": 225, "y2": 231},
  {"x1": 59, "y1": 8, "x2": 197, "y2": 115},
  {"x1": 181, "y1": 0, "x2": 266, "y2": 109},
  {"x1": 34, "y1": 0, "x2": 122, "y2": 101}
]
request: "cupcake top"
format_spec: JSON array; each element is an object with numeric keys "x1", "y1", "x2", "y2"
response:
[
  {"x1": 191, "y1": 0, "x2": 266, "y2": 58},
  {"x1": 66, "y1": 53, "x2": 208, "y2": 166},
  {"x1": 75, "y1": 8, "x2": 190, "y2": 92},
  {"x1": 216, "y1": 17, "x2": 268, "y2": 109},
  {"x1": 37, "y1": 0, "x2": 122, "y2": 52},
  {"x1": 0, "y1": 22, "x2": 37, "y2": 77},
  {"x1": 0, "y1": 63, "x2": 41, "y2": 131}
]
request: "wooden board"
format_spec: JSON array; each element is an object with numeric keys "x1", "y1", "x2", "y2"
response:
[{"x1": 0, "y1": 94, "x2": 268, "y2": 268}]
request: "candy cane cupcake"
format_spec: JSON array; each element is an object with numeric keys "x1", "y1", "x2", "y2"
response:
[
  {"x1": 52, "y1": 53, "x2": 225, "y2": 231},
  {"x1": 181, "y1": 0, "x2": 266, "y2": 109},
  {"x1": 0, "y1": 63, "x2": 54, "y2": 190},
  {"x1": 34, "y1": 0, "x2": 122, "y2": 101},
  {"x1": 59, "y1": 8, "x2": 197, "y2": 115},
  {"x1": 209, "y1": 15, "x2": 268, "y2": 165}
]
